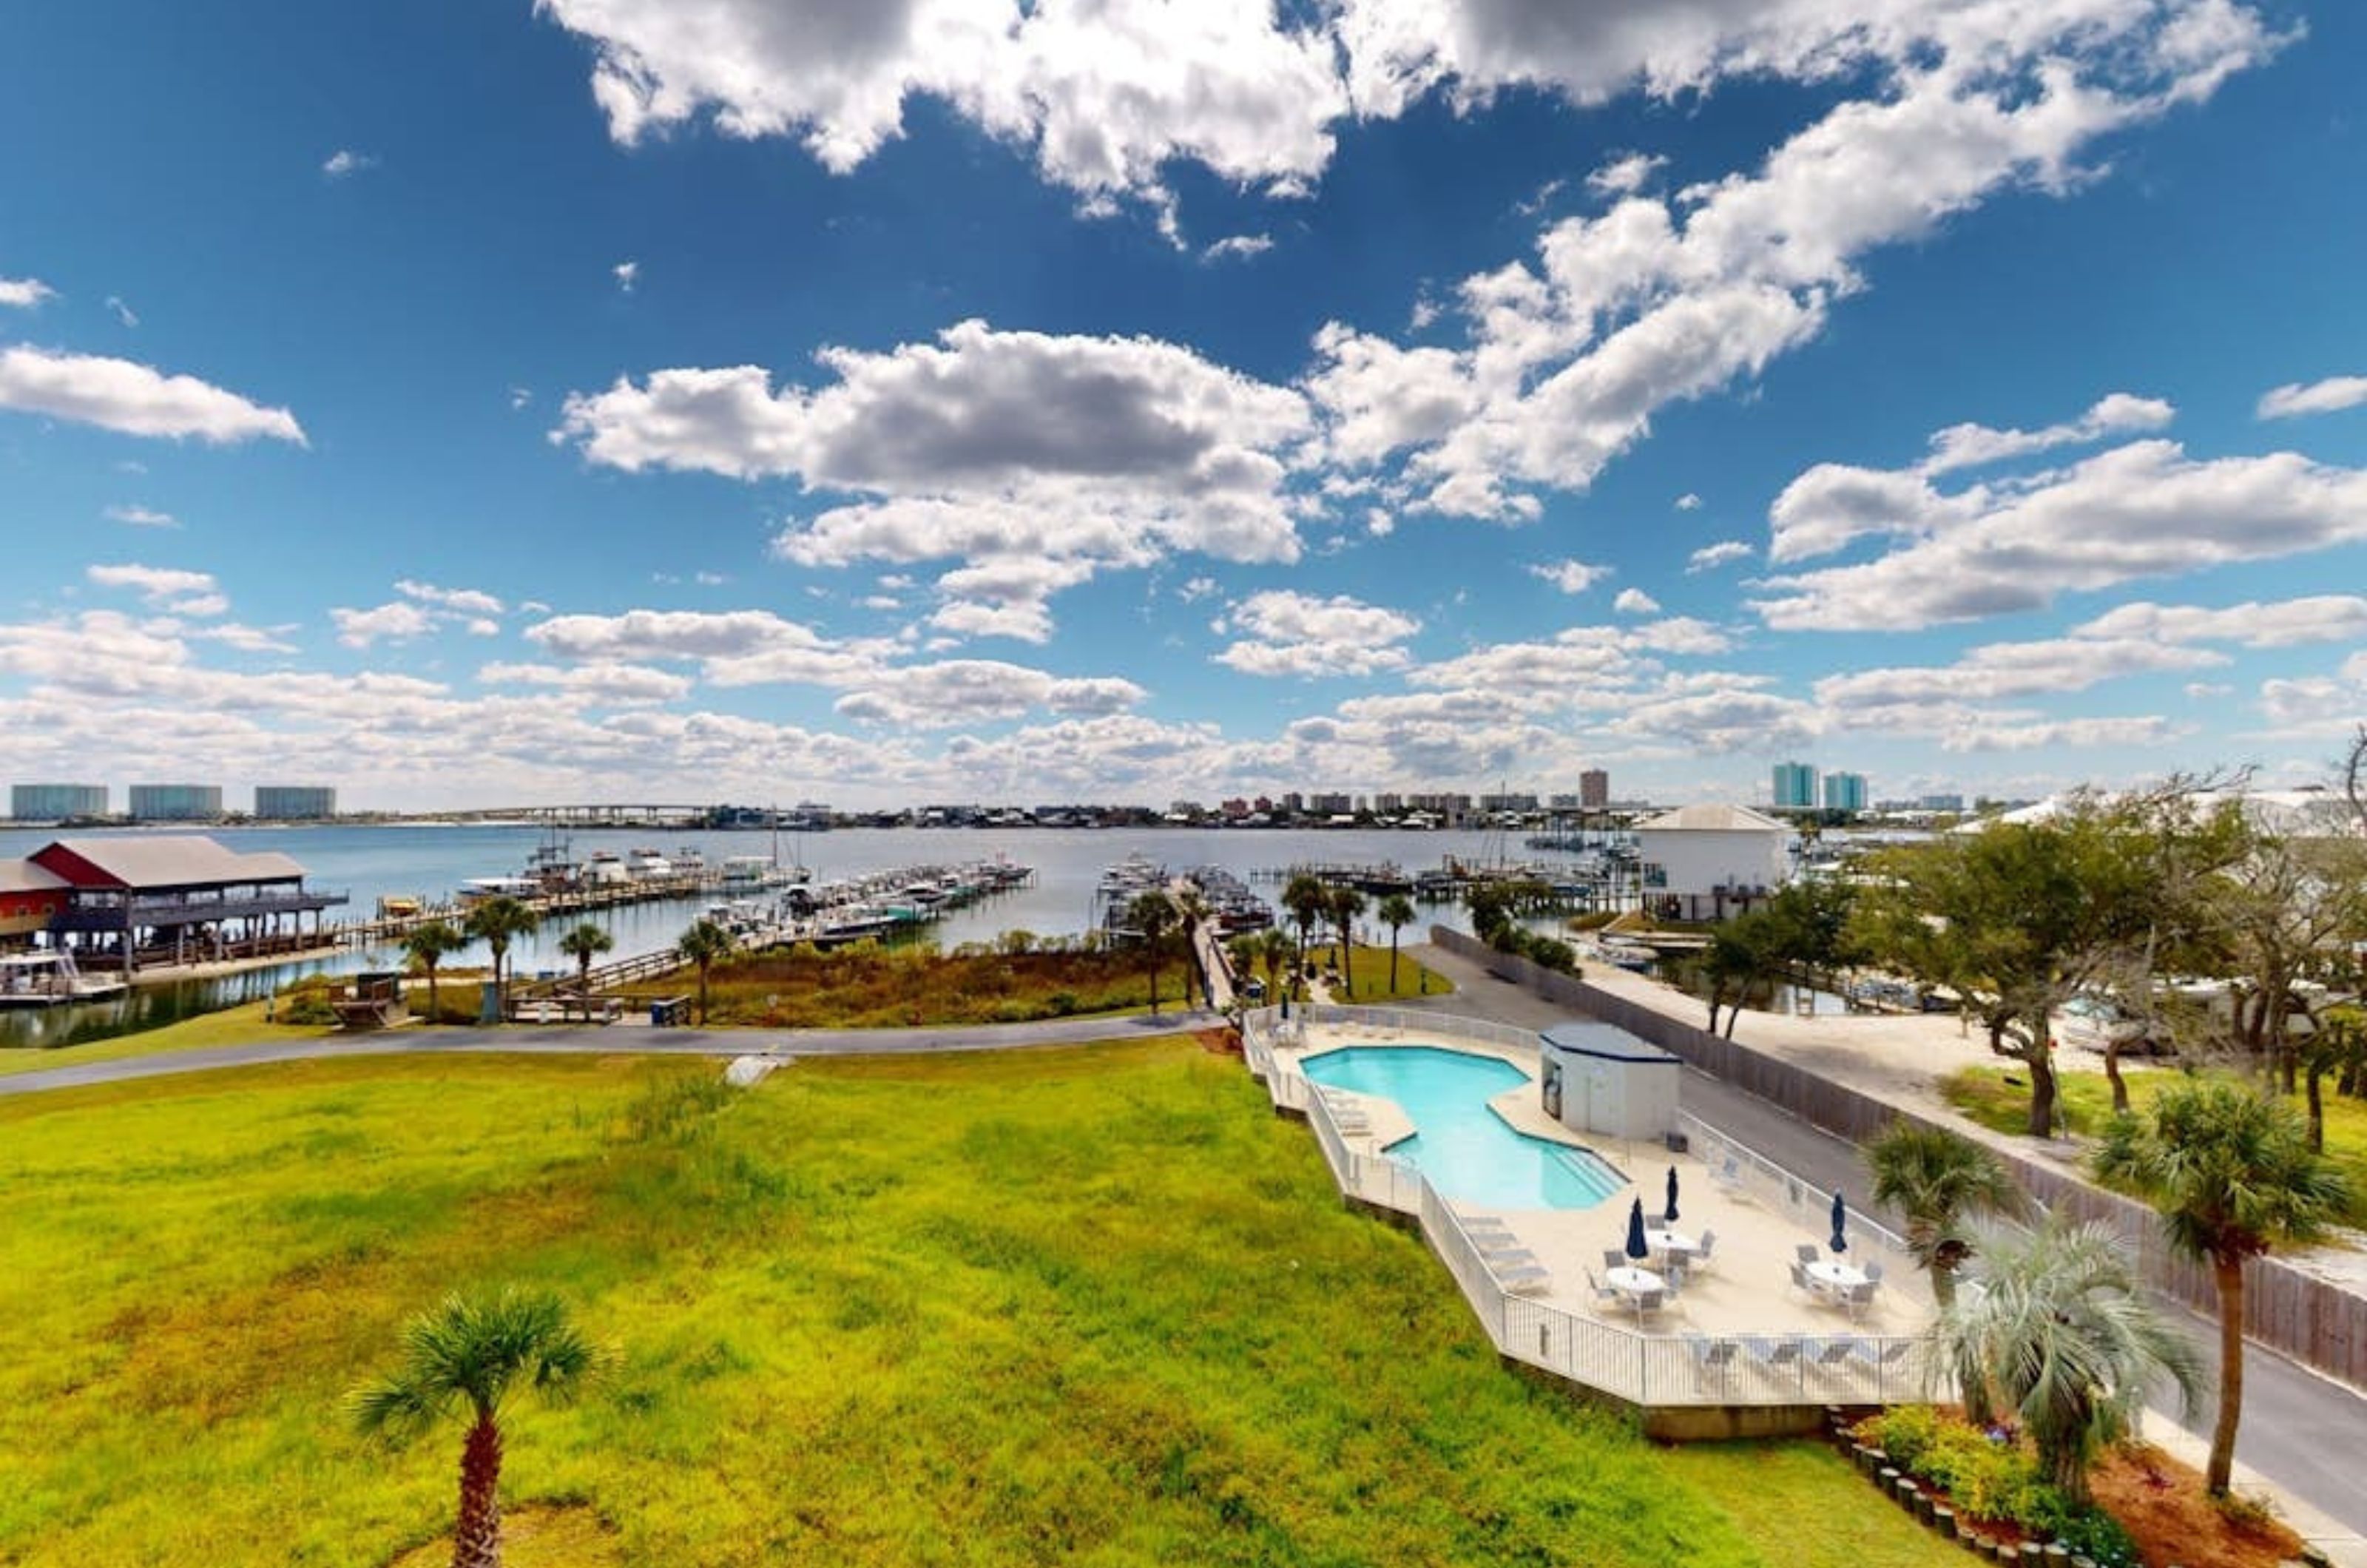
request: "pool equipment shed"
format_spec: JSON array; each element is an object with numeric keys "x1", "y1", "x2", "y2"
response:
[{"x1": 1537, "y1": 1021, "x2": 1679, "y2": 1142}]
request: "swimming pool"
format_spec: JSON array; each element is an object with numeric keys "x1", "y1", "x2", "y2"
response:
[{"x1": 1299, "y1": 1045, "x2": 1624, "y2": 1210}]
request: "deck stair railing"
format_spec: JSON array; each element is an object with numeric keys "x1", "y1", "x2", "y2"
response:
[
  {"x1": 1244, "y1": 1004, "x2": 1935, "y2": 1409},
  {"x1": 510, "y1": 947, "x2": 683, "y2": 1001}
]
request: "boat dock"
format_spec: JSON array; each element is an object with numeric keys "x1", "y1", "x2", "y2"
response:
[{"x1": 334, "y1": 873, "x2": 720, "y2": 948}]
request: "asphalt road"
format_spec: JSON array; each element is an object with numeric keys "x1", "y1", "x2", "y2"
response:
[
  {"x1": 0, "y1": 1007, "x2": 1226, "y2": 1098},
  {"x1": 1401, "y1": 943, "x2": 2367, "y2": 1551}
]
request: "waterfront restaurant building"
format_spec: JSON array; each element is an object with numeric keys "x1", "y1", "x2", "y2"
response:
[
  {"x1": 19, "y1": 837, "x2": 347, "y2": 973},
  {"x1": 1632, "y1": 803, "x2": 1793, "y2": 922},
  {"x1": 0, "y1": 861, "x2": 70, "y2": 949}
]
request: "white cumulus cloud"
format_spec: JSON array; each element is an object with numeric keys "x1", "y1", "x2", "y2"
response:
[
  {"x1": 0, "y1": 346, "x2": 305, "y2": 445},
  {"x1": 1526, "y1": 559, "x2": 1611, "y2": 594},
  {"x1": 87, "y1": 562, "x2": 226, "y2": 615},
  {"x1": 1755, "y1": 439, "x2": 2367, "y2": 632},
  {"x1": 1686, "y1": 540, "x2": 1751, "y2": 572},
  {"x1": 2258, "y1": 376, "x2": 2367, "y2": 421},
  {"x1": 1214, "y1": 589, "x2": 1421, "y2": 678}
]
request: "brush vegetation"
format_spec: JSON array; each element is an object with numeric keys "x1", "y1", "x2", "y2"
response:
[
  {"x1": 1, "y1": 1043, "x2": 1960, "y2": 1567},
  {"x1": 1941, "y1": 1064, "x2": 2367, "y2": 1226},
  {"x1": 618, "y1": 940, "x2": 1176, "y2": 1027}
]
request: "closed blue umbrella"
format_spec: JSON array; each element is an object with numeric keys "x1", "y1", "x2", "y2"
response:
[
  {"x1": 1829, "y1": 1189, "x2": 1849, "y2": 1254},
  {"x1": 1664, "y1": 1165, "x2": 1681, "y2": 1225},
  {"x1": 1626, "y1": 1196, "x2": 1650, "y2": 1262}
]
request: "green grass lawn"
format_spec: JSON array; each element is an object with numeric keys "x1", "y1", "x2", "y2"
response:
[
  {"x1": 0, "y1": 1041, "x2": 1955, "y2": 1567},
  {"x1": 1942, "y1": 1063, "x2": 2367, "y2": 1226},
  {"x1": 1301, "y1": 941, "x2": 1453, "y2": 1001}
]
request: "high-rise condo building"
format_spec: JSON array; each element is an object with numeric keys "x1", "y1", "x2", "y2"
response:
[
  {"x1": 1579, "y1": 769, "x2": 1610, "y2": 808},
  {"x1": 254, "y1": 785, "x2": 337, "y2": 820},
  {"x1": 10, "y1": 783, "x2": 108, "y2": 820},
  {"x1": 1821, "y1": 771, "x2": 1868, "y2": 812},
  {"x1": 1771, "y1": 761, "x2": 1819, "y2": 810},
  {"x1": 127, "y1": 784, "x2": 224, "y2": 821}
]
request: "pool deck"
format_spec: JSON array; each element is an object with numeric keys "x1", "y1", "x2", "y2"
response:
[{"x1": 1277, "y1": 1019, "x2": 1934, "y2": 1342}]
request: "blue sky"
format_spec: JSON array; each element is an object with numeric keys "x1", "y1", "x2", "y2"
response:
[{"x1": 4, "y1": 0, "x2": 2366, "y2": 811}]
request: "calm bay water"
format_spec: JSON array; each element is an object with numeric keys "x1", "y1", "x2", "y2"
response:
[{"x1": 0, "y1": 822, "x2": 1550, "y2": 1048}]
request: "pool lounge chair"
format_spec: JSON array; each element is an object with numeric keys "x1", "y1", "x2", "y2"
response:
[{"x1": 1691, "y1": 1337, "x2": 1740, "y2": 1394}]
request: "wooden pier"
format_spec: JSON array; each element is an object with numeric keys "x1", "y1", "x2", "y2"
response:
[{"x1": 334, "y1": 874, "x2": 717, "y2": 947}]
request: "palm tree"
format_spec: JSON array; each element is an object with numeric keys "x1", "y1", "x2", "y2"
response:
[
  {"x1": 348, "y1": 1288, "x2": 603, "y2": 1568},
  {"x1": 556, "y1": 922, "x2": 614, "y2": 1023},
  {"x1": 462, "y1": 897, "x2": 541, "y2": 1021},
  {"x1": 1931, "y1": 1211, "x2": 2202, "y2": 1504},
  {"x1": 2093, "y1": 1078, "x2": 2350, "y2": 1493},
  {"x1": 1172, "y1": 888, "x2": 1212, "y2": 1008},
  {"x1": 675, "y1": 917, "x2": 738, "y2": 1024},
  {"x1": 1863, "y1": 1123, "x2": 2022, "y2": 1307},
  {"x1": 1257, "y1": 926, "x2": 1295, "y2": 1016},
  {"x1": 401, "y1": 918, "x2": 464, "y2": 1026},
  {"x1": 1377, "y1": 893, "x2": 1415, "y2": 995},
  {"x1": 1328, "y1": 885, "x2": 1368, "y2": 996},
  {"x1": 1282, "y1": 873, "x2": 1327, "y2": 987},
  {"x1": 1127, "y1": 891, "x2": 1176, "y2": 1016}
]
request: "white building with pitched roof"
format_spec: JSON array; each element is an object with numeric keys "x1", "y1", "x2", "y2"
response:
[{"x1": 1632, "y1": 803, "x2": 1793, "y2": 921}]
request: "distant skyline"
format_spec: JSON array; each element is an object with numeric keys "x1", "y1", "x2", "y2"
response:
[{"x1": 4, "y1": 0, "x2": 2366, "y2": 811}]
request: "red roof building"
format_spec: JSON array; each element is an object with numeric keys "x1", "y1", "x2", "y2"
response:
[
  {"x1": 0, "y1": 860, "x2": 70, "y2": 947},
  {"x1": 25, "y1": 835, "x2": 347, "y2": 973}
]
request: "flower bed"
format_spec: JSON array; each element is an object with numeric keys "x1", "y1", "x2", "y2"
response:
[{"x1": 1840, "y1": 1408, "x2": 2308, "y2": 1568}]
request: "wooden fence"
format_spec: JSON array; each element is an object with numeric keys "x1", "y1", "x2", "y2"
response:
[{"x1": 1428, "y1": 927, "x2": 2367, "y2": 1390}]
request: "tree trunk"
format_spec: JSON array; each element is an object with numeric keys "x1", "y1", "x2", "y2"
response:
[
  {"x1": 2308, "y1": 1064, "x2": 2326, "y2": 1152},
  {"x1": 1338, "y1": 922, "x2": 1354, "y2": 993},
  {"x1": 451, "y1": 1410, "x2": 504, "y2": 1568},
  {"x1": 2104, "y1": 1037, "x2": 2130, "y2": 1115},
  {"x1": 2025, "y1": 1045, "x2": 2059, "y2": 1139},
  {"x1": 425, "y1": 965, "x2": 440, "y2": 1027},
  {"x1": 2209, "y1": 1254, "x2": 2246, "y2": 1496},
  {"x1": 698, "y1": 962, "x2": 712, "y2": 1024},
  {"x1": 1148, "y1": 952, "x2": 1161, "y2": 1016},
  {"x1": 1388, "y1": 932, "x2": 1400, "y2": 993},
  {"x1": 2050, "y1": 1425, "x2": 2093, "y2": 1507}
]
